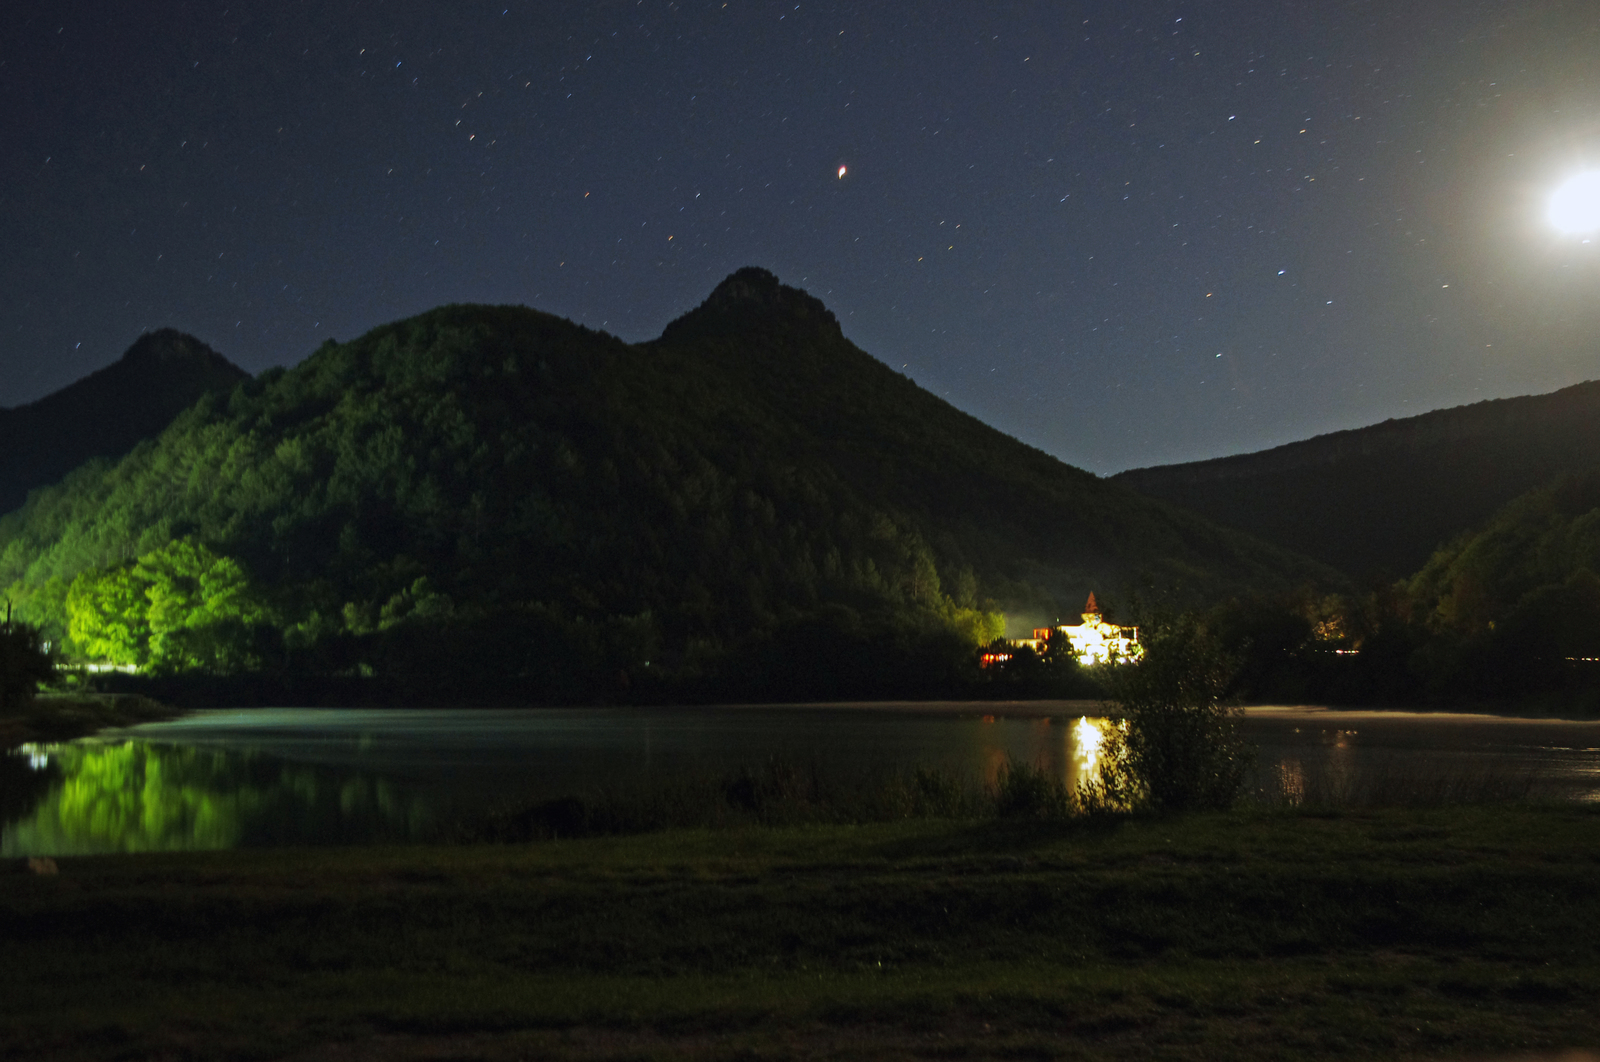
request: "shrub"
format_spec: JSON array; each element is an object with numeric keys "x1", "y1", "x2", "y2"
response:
[
  {"x1": 1092, "y1": 614, "x2": 1253, "y2": 813},
  {"x1": 993, "y1": 758, "x2": 1074, "y2": 819}
]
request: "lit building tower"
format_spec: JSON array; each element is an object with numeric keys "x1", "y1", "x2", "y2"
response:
[{"x1": 1022, "y1": 592, "x2": 1143, "y2": 666}]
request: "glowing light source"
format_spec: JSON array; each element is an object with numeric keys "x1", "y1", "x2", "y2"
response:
[
  {"x1": 1073, "y1": 716, "x2": 1103, "y2": 757},
  {"x1": 1548, "y1": 171, "x2": 1600, "y2": 234},
  {"x1": 837, "y1": 164, "x2": 847, "y2": 179}
]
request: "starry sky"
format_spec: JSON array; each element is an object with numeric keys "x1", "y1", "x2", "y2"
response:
[{"x1": 4, "y1": 0, "x2": 1598, "y2": 474}]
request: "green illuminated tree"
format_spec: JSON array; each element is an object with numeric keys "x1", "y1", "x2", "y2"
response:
[
  {"x1": 66, "y1": 566, "x2": 150, "y2": 666},
  {"x1": 64, "y1": 538, "x2": 271, "y2": 672},
  {"x1": 135, "y1": 537, "x2": 270, "y2": 671}
]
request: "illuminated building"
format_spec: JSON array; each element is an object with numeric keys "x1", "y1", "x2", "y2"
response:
[{"x1": 1013, "y1": 592, "x2": 1142, "y2": 666}]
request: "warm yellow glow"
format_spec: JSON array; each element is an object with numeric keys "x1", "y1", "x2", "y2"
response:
[
  {"x1": 1073, "y1": 715, "x2": 1104, "y2": 777},
  {"x1": 1548, "y1": 171, "x2": 1600, "y2": 234},
  {"x1": 838, "y1": 164, "x2": 847, "y2": 179},
  {"x1": 1074, "y1": 714, "x2": 1102, "y2": 754}
]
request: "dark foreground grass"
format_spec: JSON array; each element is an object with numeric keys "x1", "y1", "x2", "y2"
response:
[{"x1": 5, "y1": 805, "x2": 1600, "y2": 1061}]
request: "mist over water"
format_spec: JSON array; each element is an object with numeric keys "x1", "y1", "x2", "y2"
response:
[{"x1": 5, "y1": 705, "x2": 1599, "y2": 856}]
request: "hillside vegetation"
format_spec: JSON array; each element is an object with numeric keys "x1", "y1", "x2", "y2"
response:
[
  {"x1": 1183, "y1": 467, "x2": 1600, "y2": 712},
  {"x1": 0, "y1": 269, "x2": 1330, "y2": 703},
  {"x1": 1400, "y1": 468, "x2": 1600, "y2": 704}
]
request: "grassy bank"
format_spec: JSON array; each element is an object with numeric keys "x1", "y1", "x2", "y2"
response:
[
  {"x1": 0, "y1": 691, "x2": 179, "y2": 750},
  {"x1": 5, "y1": 805, "x2": 1600, "y2": 1060}
]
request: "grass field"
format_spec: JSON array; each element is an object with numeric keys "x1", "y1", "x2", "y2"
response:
[{"x1": 5, "y1": 804, "x2": 1600, "y2": 1060}]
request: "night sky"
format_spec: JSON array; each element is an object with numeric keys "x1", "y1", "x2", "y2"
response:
[{"x1": 4, "y1": 1, "x2": 1598, "y2": 474}]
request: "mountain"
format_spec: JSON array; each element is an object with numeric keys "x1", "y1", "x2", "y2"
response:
[
  {"x1": 644, "y1": 269, "x2": 1333, "y2": 602},
  {"x1": 0, "y1": 270, "x2": 1333, "y2": 701},
  {"x1": 1113, "y1": 380, "x2": 1600, "y2": 579},
  {"x1": 0, "y1": 330, "x2": 250, "y2": 516}
]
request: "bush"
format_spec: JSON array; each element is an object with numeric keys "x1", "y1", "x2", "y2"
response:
[{"x1": 1091, "y1": 614, "x2": 1252, "y2": 813}]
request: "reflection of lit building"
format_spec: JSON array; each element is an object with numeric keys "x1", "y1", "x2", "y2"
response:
[
  {"x1": 1073, "y1": 715, "x2": 1105, "y2": 778},
  {"x1": 1015, "y1": 593, "x2": 1142, "y2": 666}
]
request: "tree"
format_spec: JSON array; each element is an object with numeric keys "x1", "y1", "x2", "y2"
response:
[
  {"x1": 66, "y1": 564, "x2": 151, "y2": 666},
  {"x1": 1093, "y1": 614, "x2": 1252, "y2": 813},
  {"x1": 135, "y1": 537, "x2": 271, "y2": 672},
  {"x1": 64, "y1": 538, "x2": 272, "y2": 672},
  {"x1": 0, "y1": 602, "x2": 55, "y2": 715}
]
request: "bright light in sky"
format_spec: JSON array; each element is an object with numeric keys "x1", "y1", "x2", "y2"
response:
[
  {"x1": 1548, "y1": 171, "x2": 1600, "y2": 234},
  {"x1": 837, "y1": 164, "x2": 847, "y2": 179}
]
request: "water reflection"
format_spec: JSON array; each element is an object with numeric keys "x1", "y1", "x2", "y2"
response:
[
  {"x1": 2, "y1": 740, "x2": 437, "y2": 856},
  {"x1": 0, "y1": 749, "x2": 60, "y2": 833},
  {"x1": 4, "y1": 707, "x2": 1114, "y2": 856},
  {"x1": 5, "y1": 705, "x2": 1599, "y2": 856},
  {"x1": 1244, "y1": 708, "x2": 1600, "y2": 805},
  {"x1": 975, "y1": 714, "x2": 1107, "y2": 791},
  {"x1": 1074, "y1": 715, "x2": 1108, "y2": 778}
]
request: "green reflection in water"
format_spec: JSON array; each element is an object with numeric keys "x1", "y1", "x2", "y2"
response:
[{"x1": 1, "y1": 740, "x2": 438, "y2": 857}]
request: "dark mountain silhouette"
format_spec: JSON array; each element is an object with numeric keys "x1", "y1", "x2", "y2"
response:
[
  {"x1": 639, "y1": 269, "x2": 1335, "y2": 610},
  {"x1": 0, "y1": 329, "x2": 249, "y2": 515},
  {"x1": 1113, "y1": 379, "x2": 1600, "y2": 579},
  {"x1": 0, "y1": 269, "x2": 1333, "y2": 700}
]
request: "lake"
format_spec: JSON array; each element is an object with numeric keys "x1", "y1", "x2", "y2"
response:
[{"x1": 6, "y1": 703, "x2": 1600, "y2": 856}]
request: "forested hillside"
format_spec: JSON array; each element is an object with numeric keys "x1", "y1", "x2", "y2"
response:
[
  {"x1": 0, "y1": 330, "x2": 249, "y2": 516},
  {"x1": 1114, "y1": 380, "x2": 1600, "y2": 578},
  {"x1": 1397, "y1": 468, "x2": 1600, "y2": 702},
  {"x1": 1179, "y1": 467, "x2": 1600, "y2": 713},
  {"x1": 0, "y1": 269, "x2": 1332, "y2": 702}
]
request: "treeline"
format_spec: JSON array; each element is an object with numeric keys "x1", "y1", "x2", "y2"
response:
[{"x1": 1200, "y1": 467, "x2": 1600, "y2": 713}]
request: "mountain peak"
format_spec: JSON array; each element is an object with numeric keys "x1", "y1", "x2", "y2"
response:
[
  {"x1": 120, "y1": 328, "x2": 235, "y2": 372},
  {"x1": 0, "y1": 330, "x2": 249, "y2": 515},
  {"x1": 704, "y1": 266, "x2": 786, "y2": 304},
  {"x1": 656, "y1": 267, "x2": 841, "y2": 344}
]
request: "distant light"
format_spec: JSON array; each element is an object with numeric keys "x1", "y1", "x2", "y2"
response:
[
  {"x1": 838, "y1": 164, "x2": 847, "y2": 179},
  {"x1": 1548, "y1": 171, "x2": 1600, "y2": 234}
]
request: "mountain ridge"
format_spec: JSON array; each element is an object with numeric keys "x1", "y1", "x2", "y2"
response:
[
  {"x1": 0, "y1": 329, "x2": 250, "y2": 516},
  {"x1": 0, "y1": 269, "x2": 1336, "y2": 700},
  {"x1": 1112, "y1": 378, "x2": 1600, "y2": 578},
  {"x1": 1119, "y1": 380, "x2": 1600, "y2": 482}
]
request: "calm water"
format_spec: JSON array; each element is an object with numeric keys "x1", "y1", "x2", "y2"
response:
[{"x1": 5, "y1": 703, "x2": 1600, "y2": 856}]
